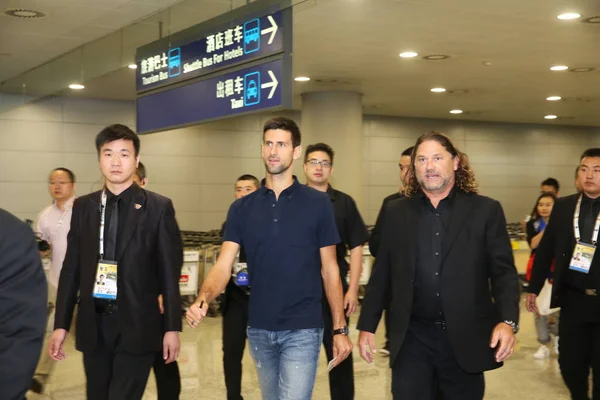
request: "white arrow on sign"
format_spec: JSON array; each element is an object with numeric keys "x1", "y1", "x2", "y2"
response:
[
  {"x1": 260, "y1": 15, "x2": 278, "y2": 45},
  {"x1": 261, "y1": 70, "x2": 278, "y2": 99}
]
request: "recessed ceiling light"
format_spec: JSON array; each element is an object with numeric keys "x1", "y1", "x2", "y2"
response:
[
  {"x1": 128, "y1": 64, "x2": 137, "y2": 69},
  {"x1": 68, "y1": 84, "x2": 85, "y2": 90},
  {"x1": 449, "y1": 109, "x2": 463, "y2": 114},
  {"x1": 544, "y1": 115, "x2": 558, "y2": 120},
  {"x1": 550, "y1": 65, "x2": 569, "y2": 71},
  {"x1": 546, "y1": 96, "x2": 562, "y2": 101},
  {"x1": 431, "y1": 87, "x2": 446, "y2": 93},
  {"x1": 399, "y1": 51, "x2": 418, "y2": 58},
  {"x1": 294, "y1": 76, "x2": 310, "y2": 82},
  {"x1": 3, "y1": 8, "x2": 46, "y2": 19},
  {"x1": 557, "y1": 12, "x2": 581, "y2": 20}
]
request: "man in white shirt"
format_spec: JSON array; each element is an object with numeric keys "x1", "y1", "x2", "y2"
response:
[{"x1": 31, "y1": 167, "x2": 76, "y2": 393}]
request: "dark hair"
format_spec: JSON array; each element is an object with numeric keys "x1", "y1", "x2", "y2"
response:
[
  {"x1": 540, "y1": 177, "x2": 560, "y2": 192},
  {"x1": 530, "y1": 192, "x2": 557, "y2": 220},
  {"x1": 404, "y1": 131, "x2": 477, "y2": 196},
  {"x1": 304, "y1": 143, "x2": 335, "y2": 165},
  {"x1": 581, "y1": 148, "x2": 600, "y2": 160},
  {"x1": 50, "y1": 167, "x2": 76, "y2": 183},
  {"x1": 136, "y1": 162, "x2": 147, "y2": 181},
  {"x1": 236, "y1": 174, "x2": 260, "y2": 189},
  {"x1": 401, "y1": 146, "x2": 414, "y2": 157},
  {"x1": 263, "y1": 117, "x2": 301, "y2": 148},
  {"x1": 95, "y1": 124, "x2": 140, "y2": 156}
]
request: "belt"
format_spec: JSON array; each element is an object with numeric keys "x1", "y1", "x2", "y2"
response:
[{"x1": 95, "y1": 302, "x2": 118, "y2": 315}]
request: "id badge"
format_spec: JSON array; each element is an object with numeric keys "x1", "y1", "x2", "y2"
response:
[
  {"x1": 569, "y1": 243, "x2": 596, "y2": 274},
  {"x1": 93, "y1": 260, "x2": 118, "y2": 299},
  {"x1": 232, "y1": 262, "x2": 249, "y2": 287}
]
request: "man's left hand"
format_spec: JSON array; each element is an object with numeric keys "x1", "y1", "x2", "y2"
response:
[
  {"x1": 344, "y1": 290, "x2": 359, "y2": 317},
  {"x1": 490, "y1": 322, "x2": 516, "y2": 363},
  {"x1": 163, "y1": 331, "x2": 180, "y2": 364}
]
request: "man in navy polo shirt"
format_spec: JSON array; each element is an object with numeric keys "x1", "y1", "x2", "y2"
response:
[{"x1": 186, "y1": 117, "x2": 353, "y2": 400}]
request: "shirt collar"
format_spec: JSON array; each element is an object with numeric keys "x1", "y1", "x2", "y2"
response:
[
  {"x1": 419, "y1": 186, "x2": 458, "y2": 206},
  {"x1": 53, "y1": 196, "x2": 76, "y2": 210},
  {"x1": 581, "y1": 193, "x2": 600, "y2": 205},
  {"x1": 260, "y1": 176, "x2": 300, "y2": 198},
  {"x1": 106, "y1": 182, "x2": 138, "y2": 204}
]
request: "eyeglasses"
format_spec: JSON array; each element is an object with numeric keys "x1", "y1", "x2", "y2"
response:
[
  {"x1": 306, "y1": 159, "x2": 332, "y2": 168},
  {"x1": 48, "y1": 181, "x2": 72, "y2": 186}
]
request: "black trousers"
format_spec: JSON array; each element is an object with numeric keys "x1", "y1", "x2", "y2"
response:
[
  {"x1": 83, "y1": 314, "x2": 155, "y2": 400},
  {"x1": 222, "y1": 286, "x2": 250, "y2": 400},
  {"x1": 153, "y1": 351, "x2": 181, "y2": 399},
  {"x1": 559, "y1": 289, "x2": 600, "y2": 400},
  {"x1": 392, "y1": 319, "x2": 484, "y2": 400},
  {"x1": 322, "y1": 297, "x2": 355, "y2": 400}
]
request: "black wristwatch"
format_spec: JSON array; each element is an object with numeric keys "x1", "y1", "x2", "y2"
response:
[
  {"x1": 503, "y1": 320, "x2": 519, "y2": 334},
  {"x1": 332, "y1": 326, "x2": 349, "y2": 336}
]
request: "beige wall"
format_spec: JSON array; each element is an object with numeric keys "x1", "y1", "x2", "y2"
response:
[{"x1": 1, "y1": 96, "x2": 598, "y2": 229}]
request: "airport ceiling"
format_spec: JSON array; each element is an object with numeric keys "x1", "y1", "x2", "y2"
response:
[{"x1": 1, "y1": 0, "x2": 600, "y2": 126}]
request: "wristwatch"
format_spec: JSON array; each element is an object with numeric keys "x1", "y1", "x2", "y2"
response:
[
  {"x1": 503, "y1": 320, "x2": 519, "y2": 334},
  {"x1": 332, "y1": 326, "x2": 349, "y2": 336}
]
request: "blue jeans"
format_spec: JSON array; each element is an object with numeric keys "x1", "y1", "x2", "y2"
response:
[{"x1": 247, "y1": 327, "x2": 323, "y2": 400}]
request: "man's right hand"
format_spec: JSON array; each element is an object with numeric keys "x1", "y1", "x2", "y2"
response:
[
  {"x1": 48, "y1": 329, "x2": 68, "y2": 361},
  {"x1": 526, "y1": 293, "x2": 539, "y2": 314},
  {"x1": 358, "y1": 331, "x2": 377, "y2": 363},
  {"x1": 185, "y1": 299, "x2": 208, "y2": 328}
]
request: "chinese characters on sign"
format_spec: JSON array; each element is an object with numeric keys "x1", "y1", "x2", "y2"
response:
[{"x1": 136, "y1": 11, "x2": 282, "y2": 91}]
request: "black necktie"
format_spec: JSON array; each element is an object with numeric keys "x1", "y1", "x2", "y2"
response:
[{"x1": 105, "y1": 198, "x2": 119, "y2": 260}]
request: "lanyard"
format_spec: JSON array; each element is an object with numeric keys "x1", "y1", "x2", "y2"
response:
[
  {"x1": 573, "y1": 194, "x2": 600, "y2": 245},
  {"x1": 99, "y1": 190, "x2": 107, "y2": 259}
]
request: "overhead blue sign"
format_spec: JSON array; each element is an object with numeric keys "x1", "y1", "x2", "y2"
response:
[
  {"x1": 136, "y1": 9, "x2": 288, "y2": 92},
  {"x1": 136, "y1": 58, "x2": 290, "y2": 134}
]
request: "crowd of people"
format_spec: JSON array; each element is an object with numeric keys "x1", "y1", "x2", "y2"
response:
[{"x1": 0, "y1": 118, "x2": 598, "y2": 400}]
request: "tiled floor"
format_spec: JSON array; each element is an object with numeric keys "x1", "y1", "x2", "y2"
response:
[{"x1": 29, "y1": 296, "x2": 571, "y2": 399}]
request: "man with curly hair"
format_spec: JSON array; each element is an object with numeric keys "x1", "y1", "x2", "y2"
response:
[{"x1": 357, "y1": 131, "x2": 520, "y2": 400}]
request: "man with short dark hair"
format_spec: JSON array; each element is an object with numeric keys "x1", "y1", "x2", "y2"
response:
[
  {"x1": 186, "y1": 117, "x2": 352, "y2": 400},
  {"x1": 528, "y1": 148, "x2": 600, "y2": 399},
  {"x1": 303, "y1": 142, "x2": 368, "y2": 400},
  {"x1": 358, "y1": 131, "x2": 519, "y2": 400},
  {"x1": 221, "y1": 174, "x2": 259, "y2": 400},
  {"x1": 368, "y1": 145, "x2": 413, "y2": 355},
  {"x1": 49, "y1": 124, "x2": 184, "y2": 400},
  {"x1": 541, "y1": 177, "x2": 560, "y2": 196}
]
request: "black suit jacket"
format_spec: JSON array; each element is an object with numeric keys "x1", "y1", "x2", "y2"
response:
[
  {"x1": 368, "y1": 192, "x2": 403, "y2": 257},
  {"x1": 357, "y1": 190, "x2": 520, "y2": 373},
  {"x1": 530, "y1": 194, "x2": 598, "y2": 306},
  {"x1": 0, "y1": 209, "x2": 47, "y2": 400},
  {"x1": 55, "y1": 184, "x2": 183, "y2": 354}
]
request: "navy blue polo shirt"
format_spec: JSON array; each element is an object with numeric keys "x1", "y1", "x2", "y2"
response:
[{"x1": 223, "y1": 179, "x2": 340, "y2": 331}]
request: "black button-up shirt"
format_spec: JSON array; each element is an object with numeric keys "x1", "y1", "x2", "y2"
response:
[
  {"x1": 566, "y1": 194, "x2": 600, "y2": 290},
  {"x1": 223, "y1": 179, "x2": 340, "y2": 330},
  {"x1": 326, "y1": 186, "x2": 369, "y2": 291},
  {"x1": 412, "y1": 190, "x2": 455, "y2": 321}
]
